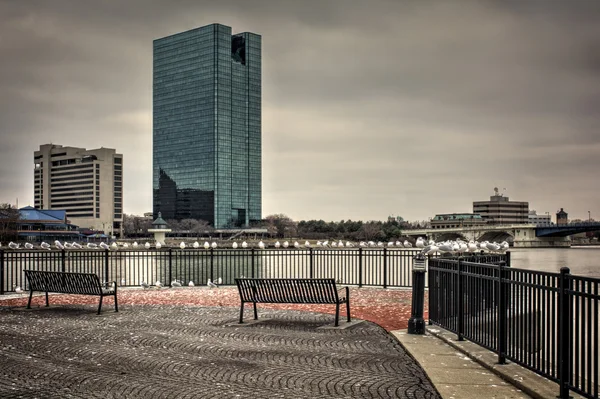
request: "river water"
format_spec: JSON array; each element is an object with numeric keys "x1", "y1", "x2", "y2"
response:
[{"x1": 509, "y1": 246, "x2": 600, "y2": 278}]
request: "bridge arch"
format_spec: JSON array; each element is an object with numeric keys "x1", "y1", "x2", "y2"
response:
[
  {"x1": 477, "y1": 230, "x2": 514, "y2": 243},
  {"x1": 433, "y1": 232, "x2": 469, "y2": 242}
]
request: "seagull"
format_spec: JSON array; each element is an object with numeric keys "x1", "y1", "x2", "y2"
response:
[
  {"x1": 274, "y1": 241, "x2": 281, "y2": 248},
  {"x1": 99, "y1": 242, "x2": 110, "y2": 250},
  {"x1": 64, "y1": 242, "x2": 73, "y2": 250},
  {"x1": 188, "y1": 281, "x2": 195, "y2": 287},
  {"x1": 193, "y1": 241, "x2": 200, "y2": 248},
  {"x1": 338, "y1": 240, "x2": 344, "y2": 247},
  {"x1": 283, "y1": 241, "x2": 289, "y2": 248},
  {"x1": 155, "y1": 242, "x2": 162, "y2": 249},
  {"x1": 144, "y1": 242, "x2": 151, "y2": 249},
  {"x1": 24, "y1": 242, "x2": 34, "y2": 249},
  {"x1": 72, "y1": 242, "x2": 83, "y2": 249},
  {"x1": 322, "y1": 240, "x2": 329, "y2": 247},
  {"x1": 395, "y1": 241, "x2": 404, "y2": 248},
  {"x1": 40, "y1": 242, "x2": 51, "y2": 250},
  {"x1": 403, "y1": 240, "x2": 412, "y2": 248},
  {"x1": 15, "y1": 285, "x2": 24, "y2": 294},
  {"x1": 111, "y1": 242, "x2": 118, "y2": 250},
  {"x1": 140, "y1": 281, "x2": 150, "y2": 290},
  {"x1": 232, "y1": 242, "x2": 238, "y2": 249},
  {"x1": 304, "y1": 241, "x2": 311, "y2": 248},
  {"x1": 241, "y1": 241, "x2": 248, "y2": 248},
  {"x1": 9, "y1": 242, "x2": 20, "y2": 249},
  {"x1": 416, "y1": 237, "x2": 425, "y2": 248},
  {"x1": 204, "y1": 242, "x2": 210, "y2": 249},
  {"x1": 120, "y1": 278, "x2": 126, "y2": 286},
  {"x1": 207, "y1": 279, "x2": 218, "y2": 289},
  {"x1": 376, "y1": 242, "x2": 384, "y2": 247},
  {"x1": 331, "y1": 241, "x2": 337, "y2": 247},
  {"x1": 180, "y1": 242, "x2": 186, "y2": 250},
  {"x1": 211, "y1": 242, "x2": 217, "y2": 249},
  {"x1": 155, "y1": 280, "x2": 163, "y2": 288},
  {"x1": 54, "y1": 241, "x2": 64, "y2": 250},
  {"x1": 346, "y1": 241, "x2": 355, "y2": 247},
  {"x1": 258, "y1": 241, "x2": 265, "y2": 249},
  {"x1": 171, "y1": 280, "x2": 182, "y2": 287},
  {"x1": 122, "y1": 243, "x2": 129, "y2": 249},
  {"x1": 216, "y1": 277, "x2": 222, "y2": 285},
  {"x1": 467, "y1": 241, "x2": 478, "y2": 252},
  {"x1": 293, "y1": 241, "x2": 300, "y2": 248},
  {"x1": 87, "y1": 242, "x2": 98, "y2": 249},
  {"x1": 387, "y1": 242, "x2": 394, "y2": 247},
  {"x1": 132, "y1": 242, "x2": 138, "y2": 248}
]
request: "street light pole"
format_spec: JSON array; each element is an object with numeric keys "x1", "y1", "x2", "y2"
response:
[{"x1": 588, "y1": 211, "x2": 591, "y2": 223}]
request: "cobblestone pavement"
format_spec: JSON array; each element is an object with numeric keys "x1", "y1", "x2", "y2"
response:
[{"x1": 0, "y1": 305, "x2": 440, "y2": 399}]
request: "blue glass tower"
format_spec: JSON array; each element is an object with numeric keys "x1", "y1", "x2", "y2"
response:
[{"x1": 153, "y1": 24, "x2": 261, "y2": 228}]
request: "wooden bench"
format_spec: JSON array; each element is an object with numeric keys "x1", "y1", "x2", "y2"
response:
[
  {"x1": 235, "y1": 278, "x2": 350, "y2": 326},
  {"x1": 24, "y1": 270, "x2": 118, "y2": 315}
]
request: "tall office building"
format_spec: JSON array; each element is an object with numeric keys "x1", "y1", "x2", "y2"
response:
[
  {"x1": 472, "y1": 188, "x2": 529, "y2": 224},
  {"x1": 34, "y1": 144, "x2": 123, "y2": 235},
  {"x1": 153, "y1": 23, "x2": 262, "y2": 228}
]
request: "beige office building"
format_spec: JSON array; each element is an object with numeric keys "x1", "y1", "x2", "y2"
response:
[
  {"x1": 472, "y1": 189, "x2": 529, "y2": 224},
  {"x1": 34, "y1": 144, "x2": 123, "y2": 236}
]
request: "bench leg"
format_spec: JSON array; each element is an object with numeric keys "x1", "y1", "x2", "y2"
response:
[
  {"x1": 346, "y1": 300, "x2": 351, "y2": 322},
  {"x1": 335, "y1": 303, "x2": 340, "y2": 327},
  {"x1": 27, "y1": 290, "x2": 33, "y2": 309},
  {"x1": 114, "y1": 293, "x2": 119, "y2": 312},
  {"x1": 97, "y1": 296, "x2": 103, "y2": 315},
  {"x1": 253, "y1": 302, "x2": 258, "y2": 320},
  {"x1": 45, "y1": 291, "x2": 49, "y2": 307},
  {"x1": 239, "y1": 302, "x2": 244, "y2": 324}
]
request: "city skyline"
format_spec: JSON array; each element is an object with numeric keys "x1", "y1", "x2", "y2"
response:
[{"x1": 0, "y1": 1, "x2": 599, "y2": 222}]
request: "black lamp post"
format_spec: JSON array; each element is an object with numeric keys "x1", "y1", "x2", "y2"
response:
[{"x1": 408, "y1": 253, "x2": 427, "y2": 334}]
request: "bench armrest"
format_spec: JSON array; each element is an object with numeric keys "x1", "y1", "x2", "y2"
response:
[{"x1": 337, "y1": 286, "x2": 349, "y2": 301}]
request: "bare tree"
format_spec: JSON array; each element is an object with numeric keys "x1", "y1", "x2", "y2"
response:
[
  {"x1": 0, "y1": 204, "x2": 20, "y2": 242},
  {"x1": 265, "y1": 214, "x2": 297, "y2": 238}
]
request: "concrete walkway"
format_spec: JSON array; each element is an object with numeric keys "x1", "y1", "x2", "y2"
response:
[
  {"x1": 0, "y1": 303, "x2": 440, "y2": 399},
  {"x1": 392, "y1": 327, "x2": 585, "y2": 399}
]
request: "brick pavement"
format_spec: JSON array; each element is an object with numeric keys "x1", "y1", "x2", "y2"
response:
[{"x1": 0, "y1": 304, "x2": 440, "y2": 399}]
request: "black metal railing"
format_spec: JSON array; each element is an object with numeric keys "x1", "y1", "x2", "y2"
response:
[
  {"x1": 428, "y1": 253, "x2": 599, "y2": 399},
  {"x1": 0, "y1": 248, "x2": 423, "y2": 294}
]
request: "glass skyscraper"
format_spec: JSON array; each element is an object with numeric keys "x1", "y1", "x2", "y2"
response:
[{"x1": 153, "y1": 23, "x2": 261, "y2": 228}]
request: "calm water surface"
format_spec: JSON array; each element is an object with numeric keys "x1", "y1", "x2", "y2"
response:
[{"x1": 510, "y1": 246, "x2": 600, "y2": 277}]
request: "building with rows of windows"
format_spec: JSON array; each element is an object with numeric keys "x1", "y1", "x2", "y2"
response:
[
  {"x1": 33, "y1": 144, "x2": 123, "y2": 236},
  {"x1": 472, "y1": 189, "x2": 529, "y2": 224},
  {"x1": 152, "y1": 23, "x2": 262, "y2": 229}
]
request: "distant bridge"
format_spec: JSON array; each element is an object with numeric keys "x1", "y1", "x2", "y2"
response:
[{"x1": 403, "y1": 222, "x2": 600, "y2": 248}]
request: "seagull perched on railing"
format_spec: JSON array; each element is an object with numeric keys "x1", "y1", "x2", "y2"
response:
[
  {"x1": 258, "y1": 241, "x2": 265, "y2": 249},
  {"x1": 40, "y1": 242, "x2": 51, "y2": 250},
  {"x1": 132, "y1": 242, "x2": 138, "y2": 248},
  {"x1": 293, "y1": 241, "x2": 300, "y2": 248},
  {"x1": 211, "y1": 242, "x2": 217, "y2": 249},
  {"x1": 99, "y1": 242, "x2": 110, "y2": 250},
  {"x1": 180, "y1": 242, "x2": 186, "y2": 250},
  {"x1": 54, "y1": 241, "x2": 64, "y2": 250},
  {"x1": 122, "y1": 243, "x2": 129, "y2": 249},
  {"x1": 9, "y1": 242, "x2": 20, "y2": 249},
  {"x1": 188, "y1": 280, "x2": 195, "y2": 287},
  {"x1": 242, "y1": 241, "x2": 248, "y2": 248},
  {"x1": 193, "y1": 241, "x2": 200, "y2": 248},
  {"x1": 283, "y1": 241, "x2": 289, "y2": 248},
  {"x1": 64, "y1": 242, "x2": 73, "y2": 250},
  {"x1": 232, "y1": 242, "x2": 238, "y2": 249},
  {"x1": 111, "y1": 242, "x2": 118, "y2": 250},
  {"x1": 72, "y1": 242, "x2": 83, "y2": 249},
  {"x1": 155, "y1": 242, "x2": 162, "y2": 249},
  {"x1": 87, "y1": 242, "x2": 98, "y2": 249},
  {"x1": 204, "y1": 242, "x2": 210, "y2": 249},
  {"x1": 275, "y1": 241, "x2": 281, "y2": 248},
  {"x1": 304, "y1": 241, "x2": 311, "y2": 248},
  {"x1": 346, "y1": 241, "x2": 355, "y2": 248},
  {"x1": 24, "y1": 242, "x2": 34, "y2": 249},
  {"x1": 144, "y1": 242, "x2": 151, "y2": 249}
]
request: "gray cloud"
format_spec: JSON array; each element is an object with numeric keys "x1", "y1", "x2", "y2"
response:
[{"x1": 0, "y1": 0, "x2": 598, "y2": 222}]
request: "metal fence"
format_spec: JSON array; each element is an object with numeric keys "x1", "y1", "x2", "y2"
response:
[
  {"x1": 428, "y1": 253, "x2": 599, "y2": 399},
  {"x1": 0, "y1": 248, "x2": 422, "y2": 294}
]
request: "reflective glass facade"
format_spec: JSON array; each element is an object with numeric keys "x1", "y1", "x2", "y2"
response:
[{"x1": 153, "y1": 24, "x2": 261, "y2": 228}]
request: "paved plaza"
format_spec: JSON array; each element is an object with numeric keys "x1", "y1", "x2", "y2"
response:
[{"x1": 0, "y1": 303, "x2": 440, "y2": 398}]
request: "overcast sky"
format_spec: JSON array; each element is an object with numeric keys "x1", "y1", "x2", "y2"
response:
[{"x1": 0, "y1": 0, "x2": 598, "y2": 222}]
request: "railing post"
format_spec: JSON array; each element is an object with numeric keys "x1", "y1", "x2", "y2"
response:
[
  {"x1": 457, "y1": 257, "x2": 464, "y2": 341},
  {"x1": 61, "y1": 249, "x2": 66, "y2": 273},
  {"x1": 382, "y1": 248, "x2": 387, "y2": 289},
  {"x1": 505, "y1": 251, "x2": 511, "y2": 268},
  {"x1": 0, "y1": 250, "x2": 4, "y2": 295},
  {"x1": 251, "y1": 248, "x2": 255, "y2": 278},
  {"x1": 309, "y1": 248, "x2": 314, "y2": 279},
  {"x1": 210, "y1": 248, "x2": 214, "y2": 282},
  {"x1": 557, "y1": 267, "x2": 572, "y2": 399},
  {"x1": 104, "y1": 249, "x2": 109, "y2": 282},
  {"x1": 408, "y1": 253, "x2": 426, "y2": 334},
  {"x1": 168, "y1": 248, "x2": 173, "y2": 287},
  {"x1": 497, "y1": 262, "x2": 507, "y2": 364},
  {"x1": 358, "y1": 248, "x2": 363, "y2": 288}
]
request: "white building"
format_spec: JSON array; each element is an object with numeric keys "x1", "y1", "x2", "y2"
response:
[
  {"x1": 34, "y1": 144, "x2": 123, "y2": 235},
  {"x1": 528, "y1": 210, "x2": 552, "y2": 226}
]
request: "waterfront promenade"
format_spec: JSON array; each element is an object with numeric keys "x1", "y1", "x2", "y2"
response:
[{"x1": 0, "y1": 287, "x2": 564, "y2": 398}]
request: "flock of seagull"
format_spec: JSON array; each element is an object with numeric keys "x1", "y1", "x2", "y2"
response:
[{"x1": 1, "y1": 237, "x2": 510, "y2": 253}]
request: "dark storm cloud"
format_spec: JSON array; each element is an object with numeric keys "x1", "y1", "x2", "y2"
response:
[{"x1": 0, "y1": 0, "x2": 598, "y2": 222}]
